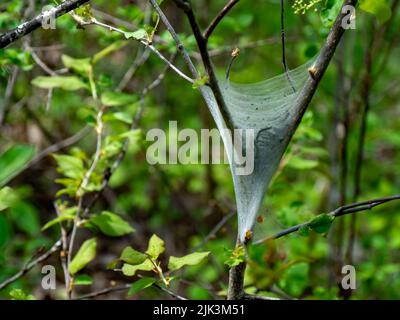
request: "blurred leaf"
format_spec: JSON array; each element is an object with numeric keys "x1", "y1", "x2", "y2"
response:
[
  {"x1": 92, "y1": 41, "x2": 127, "y2": 64},
  {"x1": 90, "y1": 211, "x2": 134, "y2": 237},
  {"x1": 168, "y1": 251, "x2": 210, "y2": 271},
  {"x1": 309, "y1": 214, "x2": 335, "y2": 234},
  {"x1": 320, "y1": 0, "x2": 343, "y2": 27},
  {"x1": 287, "y1": 156, "x2": 319, "y2": 170},
  {"x1": 360, "y1": 0, "x2": 391, "y2": 23},
  {"x1": 62, "y1": 55, "x2": 92, "y2": 75},
  {"x1": 103, "y1": 111, "x2": 133, "y2": 124},
  {"x1": 32, "y1": 76, "x2": 88, "y2": 91},
  {"x1": 9, "y1": 289, "x2": 35, "y2": 300},
  {"x1": 127, "y1": 277, "x2": 155, "y2": 296},
  {"x1": 42, "y1": 212, "x2": 76, "y2": 231},
  {"x1": 101, "y1": 91, "x2": 138, "y2": 106},
  {"x1": 0, "y1": 187, "x2": 17, "y2": 211},
  {"x1": 74, "y1": 274, "x2": 93, "y2": 286},
  {"x1": 10, "y1": 202, "x2": 40, "y2": 236},
  {"x1": 298, "y1": 225, "x2": 311, "y2": 237},
  {"x1": 69, "y1": 238, "x2": 97, "y2": 275},
  {"x1": 0, "y1": 144, "x2": 36, "y2": 187}
]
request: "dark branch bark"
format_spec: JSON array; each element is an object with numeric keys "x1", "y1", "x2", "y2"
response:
[
  {"x1": 0, "y1": 240, "x2": 62, "y2": 290},
  {"x1": 173, "y1": 0, "x2": 233, "y2": 130},
  {"x1": 227, "y1": 260, "x2": 246, "y2": 300},
  {"x1": 255, "y1": 195, "x2": 400, "y2": 244},
  {"x1": 0, "y1": 0, "x2": 90, "y2": 49}
]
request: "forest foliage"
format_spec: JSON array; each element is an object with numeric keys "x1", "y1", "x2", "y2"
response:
[{"x1": 0, "y1": 0, "x2": 400, "y2": 300}]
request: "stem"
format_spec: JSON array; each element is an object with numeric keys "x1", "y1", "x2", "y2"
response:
[{"x1": 227, "y1": 260, "x2": 246, "y2": 300}]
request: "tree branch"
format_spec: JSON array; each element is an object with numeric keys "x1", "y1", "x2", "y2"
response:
[
  {"x1": 76, "y1": 282, "x2": 187, "y2": 300},
  {"x1": 254, "y1": 195, "x2": 400, "y2": 244},
  {"x1": 0, "y1": 240, "x2": 62, "y2": 291},
  {"x1": 0, "y1": 0, "x2": 90, "y2": 49}
]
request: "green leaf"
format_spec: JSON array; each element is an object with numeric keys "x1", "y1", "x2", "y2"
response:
[
  {"x1": 0, "y1": 144, "x2": 36, "y2": 187},
  {"x1": 320, "y1": 0, "x2": 343, "y2": 27},
  {"x1": 287, "y1": 156, "x2": 319, "y2": 170},
  {"x1": 103, "y1": 111, "x2": 133, "y2": 124},
  {"x1": 69, "y1": 238, "x2": 97, "y2": 275},
  {"x1": 100, "y1": 91, "x2": 138, "y2": 107},
  {"x1": 10, "y1": 202, "x2": 40, "y2": 236},
  {"x1": 9, "y1": 289, "x2": 35, "y2": 300},
  {"x1": 120, "y1": 246, "x2": 147, "y2": 265},
  {"x1": 90, "y1": 211, "x2": 134, "y2": 237},
  {"x1": 92, "y1": 41, "x2": 127, "y2": 64},
  {"x1": 124, "y1": 29, "x2": 148, "y2": 41},
  {"x1": 122, "y1": 260, "x2": 154, "y2": 276},
  {"x1": 308, "y1": 214, "x2": 335, "y2": 234},
  {"x1": 62, "y1": 54, "x2": 92, "y2": 75},
  {"x1": 360, "y1": 0, "x2": 392, "y2": 24},
  {"x1": 53, "y1": 154, "x2": 85, "y2": 180},
  {"x1": 74, "y1": 274, "x2": 93, "y2": 286},
  {"x1": 146, "y1": 234, "x2": 165, "y2": 259},
  {"x1": 41, "y1": 213, "x2": 76, "y2": 231},
  {"x1": 224, "y1": 246, "x2": 245, "y2": 268},
  {"x1": 192, "y1": 75, "x2": 208, "y2": 89},
  {"x1": 168, "y1": 251, "x2": 210, "y2": 271},
  {"x1": 298, "y1": 225, "x2": 311, "y2": 237},
  {"x1": 32, "y1": 76, "x2": 88, "y2": 91},
  {"x1": 127, "y1": 277, "x2": 155, "y2": 296},
  {"x1": 0, "y1": 187, "x2": 17, "y2": 211}
]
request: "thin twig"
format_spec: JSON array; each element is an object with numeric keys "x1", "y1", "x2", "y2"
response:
[
  {"x1": 192, "y1": 211, "x2": 235, "y2": 251},
  {"x1": 73, "y1": 17, "x2": 194, "y2": 84},
  {"x1": 26, "y1": 126, "x2": 91, "y2": 168},
  {"x1": 76, "y1": 282, "x2": 187, "y2": 300},
  {"x1": 81, "y1": 55, "x2": 175, "y2": 218},
  {"x1": 174, "y1": 0, "x2": 233, "y2": 129},
  {"x1": 54, "y1": 203, "x2": 70, "y2": 294},
  {"x1": 280, "y1": 0, "x2": 296, "y2": 92},
  {"x1": 0, "y1": 240, "x2": 62, "y2": 291},
  {"x1": 254, "y1": 195, "x2": 400, "y2": 244}
]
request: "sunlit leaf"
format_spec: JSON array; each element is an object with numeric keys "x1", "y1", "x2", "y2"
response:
[
  {"x1": 168, "y1": 252, "x2": 210, "y2": 271},
  {"x1": 69, "y1": 238, "x2": 97, "y2": 275},
  {"x1": 0, "y1": 144, "x2": 36, "y2": 187}
]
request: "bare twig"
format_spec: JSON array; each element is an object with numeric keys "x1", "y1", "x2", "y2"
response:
[
  {"x1": 67, "y1": 107, "x2": 105, "y2": 298},
  {"x1": 76, "y1": 282, "x2": 187, "y2": 300},
  {"x1": 243, "y1": 294, "x2": 280, "y2": 300},
  {"x1": 54, "y1": 203, "x2": 70, "y2": 294},
  {"x1": 254, "y1": 195, "x2": 400, "y2": 244},
  {"x1": 192, "y1": 211, "x2": 235, "y2": 251},
  {"x1": 72, "y1": 17, "x2": 194, "y2": 84},
  {"x1": 171, "y1": 0, "x2": 233, "y2": 129},
  {"x1": 0, "y1": 240, "x2": 62, "y2": 291},
  {"x1": 280, "y1": 0, "x2": 295, "y2": 92}
]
